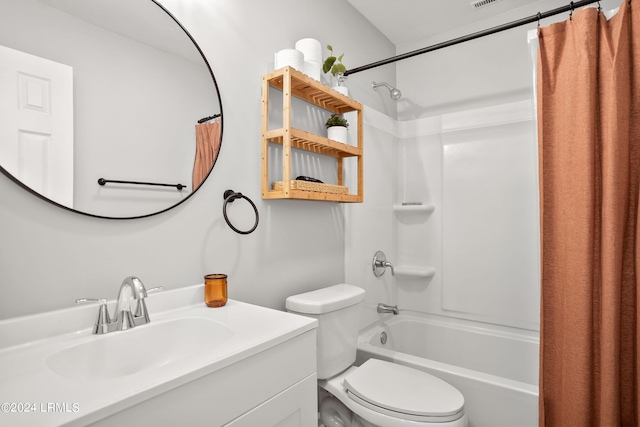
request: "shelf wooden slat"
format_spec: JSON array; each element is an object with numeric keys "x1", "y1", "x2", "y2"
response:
[
  {"x1": 262, "y1": 189, "x2": 362, "y2": 203},
  {"x1": 264, "y1": 67, "x2": 362, "y2": 115},
  {"x1": 264, "y1": 128, "x2": 361, "y2": 158}
]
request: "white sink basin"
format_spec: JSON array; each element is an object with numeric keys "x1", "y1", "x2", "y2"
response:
[{"x1": 46, "y1": 317, "x2": 233, "y2": 381}]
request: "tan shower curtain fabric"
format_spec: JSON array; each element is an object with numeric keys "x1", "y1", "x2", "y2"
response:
[
  {"x1": 192, "y1": 121, "x2": 221, "y2": 191},
  {"x1": 537, "y1": 1, "x2": 639, "y2": 425}
]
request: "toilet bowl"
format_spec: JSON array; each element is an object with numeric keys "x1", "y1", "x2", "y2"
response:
[{"x1": 286, "y1": 284, "x2": 468, "y2": 427}]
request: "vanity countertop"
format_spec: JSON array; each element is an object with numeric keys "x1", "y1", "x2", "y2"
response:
[{"x1": 0, "y1": 285, "x2": 317, "y2": 426}]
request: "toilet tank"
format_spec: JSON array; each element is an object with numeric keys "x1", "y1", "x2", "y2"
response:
[{"x1": 286, "y1": 284, "x2": 366, "y2": 380}]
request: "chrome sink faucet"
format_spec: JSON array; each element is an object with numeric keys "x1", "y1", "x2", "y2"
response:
[
  {"x1": 77, "y1": 276, "x2": 163, "y2": 335},
  {"x1": 115, "y1": 276, "x2": 149, "y2": 330}
]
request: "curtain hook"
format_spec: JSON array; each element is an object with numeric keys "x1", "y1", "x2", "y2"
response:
[
  {"x1": 571, "y1": 1, "x2": 575, "y2": 19},
  {"x1": 537, "y1": 12, "x2": 542, "y2": 27},
  {"x1": 569, "y1": 1, "x2": 574, "y2": 20},
  {"x1": 597, "y1": 1, "x2": 601, "y2": 11}
]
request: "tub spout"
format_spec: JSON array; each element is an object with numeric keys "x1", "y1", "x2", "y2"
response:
[{"x1": 377, "y1": 303, "x2": 399, "y2": 315}]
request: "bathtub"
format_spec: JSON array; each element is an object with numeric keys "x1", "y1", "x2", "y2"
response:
[{"x1": 356, "y1": 312, "x2": 539, "y2": 427}]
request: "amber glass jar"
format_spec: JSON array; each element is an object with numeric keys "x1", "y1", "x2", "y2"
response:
[{"x1": 204, "y1": 274, "x2": 227, "y2": 307}]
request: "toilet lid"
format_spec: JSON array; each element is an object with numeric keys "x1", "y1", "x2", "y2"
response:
[{"x1": 343, "y1": 359, "x2": 465, "y2": 422}]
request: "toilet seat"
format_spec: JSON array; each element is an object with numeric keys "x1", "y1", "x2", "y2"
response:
[{"x1": 343, "y1": 359, "x2": 465, "y2": 423}]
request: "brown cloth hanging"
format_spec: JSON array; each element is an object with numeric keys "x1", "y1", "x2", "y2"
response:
[
  {"x1": 537, "y1": 1, "x2": 640, "y2": 425},
  {"x1": 192, "y1": 121, "x2": 221, "y2": 191}
]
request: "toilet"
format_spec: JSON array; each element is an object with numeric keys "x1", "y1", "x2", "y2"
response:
[{"x1": 286, "y1": 284, "x2": 468, "y2": 427}]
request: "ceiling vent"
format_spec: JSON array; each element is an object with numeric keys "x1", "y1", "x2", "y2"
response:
[{"x1": 470, "y1": 0, "x2": 503, "y2": 9}]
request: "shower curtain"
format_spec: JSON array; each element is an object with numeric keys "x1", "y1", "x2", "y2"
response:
[
  {"x1": 537, "y1": 1, "x2": 639, "y2": 425},
  {"x1": 192, "y1": 121, "x2": 221, "y2": 191}
]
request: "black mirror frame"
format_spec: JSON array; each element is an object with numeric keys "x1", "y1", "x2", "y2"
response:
[{"x1": 0, "y1": 0, "x2": 223, "y2": 220}]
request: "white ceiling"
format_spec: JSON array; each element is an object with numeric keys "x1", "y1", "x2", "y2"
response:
[
  {"x1": 346, "y1": 0, "x2": 548, "y2": 46},
  {"x1": 35, "y1": 0, "x2": 203, "y2": 63}
]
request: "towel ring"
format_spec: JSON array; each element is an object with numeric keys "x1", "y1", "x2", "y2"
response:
[{"x1": 223, "y1": 189, "x2": 259, "y2": 235}]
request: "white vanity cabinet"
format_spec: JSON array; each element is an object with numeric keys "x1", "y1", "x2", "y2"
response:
[{"x1": 225, "y1": 374, "x2": 317, "y2": 426}]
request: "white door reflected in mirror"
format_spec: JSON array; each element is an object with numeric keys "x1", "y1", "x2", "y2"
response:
[{"x1": 0, "y1": 44, "x2": 74, "y2": 208}]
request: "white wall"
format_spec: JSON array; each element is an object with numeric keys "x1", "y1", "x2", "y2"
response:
[{"x1": 0, "y1": 0, "x2": 396, "y2": 320}]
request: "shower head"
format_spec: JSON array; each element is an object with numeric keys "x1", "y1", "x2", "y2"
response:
[{"x1": 372, "y1": 81, "x2": 402, "y2": 100}]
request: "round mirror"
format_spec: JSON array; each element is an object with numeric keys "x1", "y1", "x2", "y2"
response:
[{"x1": 0, "y1": 0, "x2": 223, "y2": 218}]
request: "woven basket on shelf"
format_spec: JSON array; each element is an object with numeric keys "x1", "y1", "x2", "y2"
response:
[{"x1": 272, "y1": 180, "x2": 348, "y2": 195}]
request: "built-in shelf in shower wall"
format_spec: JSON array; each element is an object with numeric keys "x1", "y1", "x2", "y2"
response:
[
  {"x1": 394, "y1": 265, "x2": 436, "y2": 279},
  {"x1": 393, "y1": 203, "x2": 435, "y2": 214},
  {"x1": 393, "y1": 203, "x2": 436, "y2": 279}
]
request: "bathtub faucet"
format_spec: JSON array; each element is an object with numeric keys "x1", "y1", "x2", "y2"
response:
[{"x1": 377, "y1": 303, "x2": 399, "y2": 315}]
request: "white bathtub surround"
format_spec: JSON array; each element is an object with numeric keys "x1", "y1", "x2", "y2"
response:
[
  {"x1": 343, "y1": 106, "x2": 397, "y2": 327},
  {"x1": 0, "y1": 285, "x2": 317, "y2": 426},
  {"x1": 357, "y1": 312, "x2": 538, "y2": 427},
  {"x1": 346, "y1": 100, "x2": 540, "y2": 331},
  {"x1": 440, "y1": 101, "x2": 540, "y2": 330}
]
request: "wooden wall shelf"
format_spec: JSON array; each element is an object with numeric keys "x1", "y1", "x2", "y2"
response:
[{"x1": 261, "y1": 66, "x2": 363, "y2": 202}]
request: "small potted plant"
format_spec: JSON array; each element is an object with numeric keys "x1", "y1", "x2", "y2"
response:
[
  {"x1": 322, "y1": 45, "x2": 348, "y2": 95},
  {"x1": 325, "y1": 113, "x2": 349, "y2": 144}
]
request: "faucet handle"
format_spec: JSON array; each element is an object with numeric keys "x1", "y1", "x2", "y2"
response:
[
  {"x1": 134, "y1": 286, "x2": 163, "y2": 316},
  {"x1": 133, "y1": 286, "x2": 163, "y2": 325},
  {"x1": 76, "y1": 298, "x2": 111, "y2": 334},
  {"x1": 372, "y1": 251, "x2": 395, "y2": 277}
]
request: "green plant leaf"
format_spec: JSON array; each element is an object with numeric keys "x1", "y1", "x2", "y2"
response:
[
  {"x1": 338, "y1": 54, "x2": 344, "y2": 62},
  {"x1": 323, "y1": 56, "x2": 336, "y2": 74},
  {"x1": 325, "y1": 113, "x2": 349, "y2": 128},
  {"x1": 331, "y1": 63, "x2": 346, "y2": 76},
  {"x1": 327, "y1": 44, "x2": 333, "y2": 52}
]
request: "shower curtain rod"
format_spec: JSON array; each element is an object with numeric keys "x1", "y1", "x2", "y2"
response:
[{"x1": 344, "y1": 0, "x2": 603, "y2": 76}]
